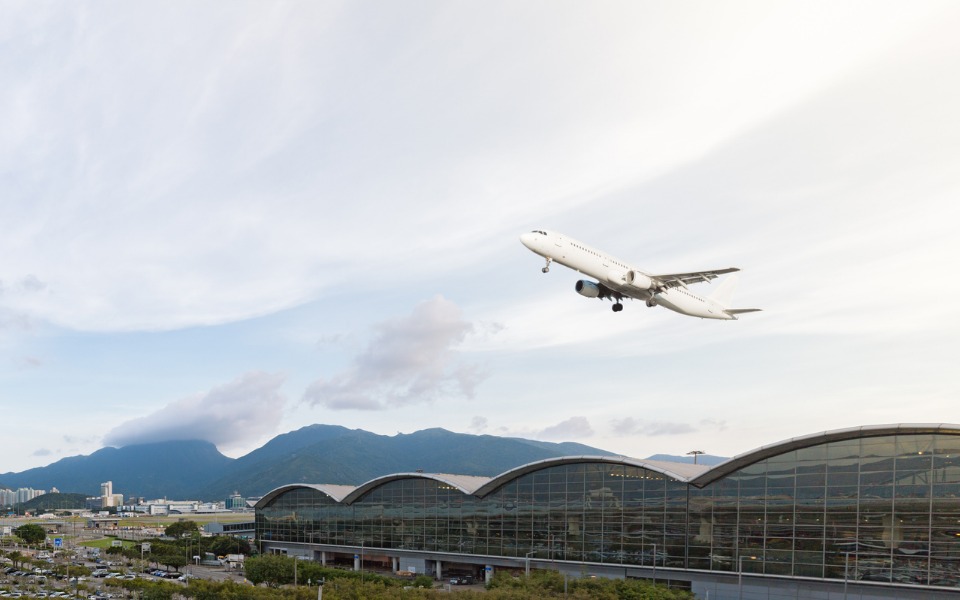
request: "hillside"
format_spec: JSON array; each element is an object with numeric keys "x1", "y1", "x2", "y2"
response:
[
  {"x1": 0, "y1": 440, "x2": 234, "y2": 499},
  {"x1": 196, "y1": 426, "x2": 616, "y2": 498},
  {"x1": 1, "y1": 425, "x2": 616, "y2": 501},
  {"x1": 18, "y1": 492, "x2": 88, "y2": 511}
]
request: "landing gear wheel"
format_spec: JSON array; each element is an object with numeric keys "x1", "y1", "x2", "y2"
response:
[
  {"x1": 612, "y1": 303, "x2": 623, "y2": 312},
  {"x1": 542, "y1": 257, "x2": 552, "y2": 273},
  {"x1": 646, "y1": 298, "x2": 656, "y2": 308}
]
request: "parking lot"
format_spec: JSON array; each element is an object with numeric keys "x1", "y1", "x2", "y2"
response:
[{"x1": 1, "y1": 541, "x2": 247, "y2": 599}]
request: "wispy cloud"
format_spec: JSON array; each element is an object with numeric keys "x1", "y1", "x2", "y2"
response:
[
  {"x1": 540, "y1": 417, "x2": 594, "y2": 440},
  {"x1": 104, "y1": 372, "x2": 286, "y2": 451},
  {"x1": 19, "y1": 275, "x2": 46, "y2": 292},
  {"x1": 17, "y1": 356, "x2": 42, "y2": 369},
  {"x1": 303, "y1": 296, "x2": 484, "y2": 410},
  {"x1": 469, "y1": 416, "x2": 488, "y2": 433},
  {"x1": 611, "y1": 417, "x2": 697, "y2": 437}
]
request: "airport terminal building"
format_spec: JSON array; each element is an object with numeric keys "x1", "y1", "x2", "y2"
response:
[{"x1": 255, "y1": 424, "x2": 960, "y2": 599}]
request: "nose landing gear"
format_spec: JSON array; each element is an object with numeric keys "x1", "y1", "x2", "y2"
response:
[{"x1": 542, "y1": 257, "x2": 552, "y2": 273}]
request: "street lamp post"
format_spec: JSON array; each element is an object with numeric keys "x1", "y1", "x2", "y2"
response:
[
  {"x1": 738, "y1": 554, "x2": 757, "y2": 600},
  {"x1": 525, "y1": 551, "x2": 536, "y2": 577},
  {"x1": 687, "y1": 450, "x2": 706, "y2": 465}
]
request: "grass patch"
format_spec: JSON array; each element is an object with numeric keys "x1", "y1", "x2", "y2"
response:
[{"x1": 79, "y1": 537, "x2": 136, "y2": 549}]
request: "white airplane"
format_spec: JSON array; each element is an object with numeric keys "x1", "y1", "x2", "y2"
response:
[{"x1": 520, "y1": 229, "x2": 761, "y2": 320}]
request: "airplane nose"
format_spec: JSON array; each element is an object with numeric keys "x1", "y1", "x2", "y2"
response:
[{"x1": 519, "y1": 232, "x2": 535, "y2": 249}]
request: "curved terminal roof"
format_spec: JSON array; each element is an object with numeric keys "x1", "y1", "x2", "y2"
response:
[
  {"x1": 473, "y1": 455, "x2": 709, "y2": 497},
  {"x1": 689, "y1": 423, "x2": 960, "y2": 487},
  {"x1": 257, "y1": 483, "x2": 356, "y2": 508},
  {"x1": 342, "y1": 472, "x2": 491, "y2": 504},
  {"x1": 255, "y1": 424, "x2": 960, "y2": 509}
]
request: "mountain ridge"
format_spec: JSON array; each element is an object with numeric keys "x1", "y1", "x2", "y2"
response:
[
  {"x1": 1, "y1": 425, "x2": 618, "y2": 501},
  {"x1": 1, "y1": 426, "x2": 729, "y2": 502}
]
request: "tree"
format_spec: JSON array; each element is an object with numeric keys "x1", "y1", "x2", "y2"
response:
[
  {"x1": 164, "y1": 520, "x2": 200, "y2": 539},
  {"x1": 157, "y1": 553, "x2": 187, "y2": 572},
  {"x1": 244, "y1": 554, "x2": 294, "y2": 587},
  {"x1": 14, "y1": 523, "x2": 46, "y2": 545},
  {"x1": 141, "y1": 585, "x2": 175, "y2": 600},
  {"x1": 208, "y1": 535, "x2": 251, "y2": 557}
]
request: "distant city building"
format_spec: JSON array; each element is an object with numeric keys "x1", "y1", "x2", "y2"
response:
[
  {"x1": 203, "y1": 520, "x2": 254, "y2": 538},
  {"x1": 148, "y1": 504, "x2": 169, "y2": 516},
  {"x1": 226, "y1": 492, "x2": 246, "y2": 510},
  {"x1": 100, "y1": 481, "x2": 116, "y2": 507},
  {"x1": 121, "y1": 499, "x2": 227, "y2": 515},
  {"x1": 0, "y1": 487, "x2": 47, "y2": 505},
  {"x1": 20, "y1": 487, "x2": 45, "y2": 503}
]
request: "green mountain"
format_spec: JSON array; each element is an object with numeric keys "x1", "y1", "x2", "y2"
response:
[
  {"x1": 18, "y1": 492, "x2": 88, "y2": 512},
  {"x1": 196, "y1": 426, "x2": 616, "y2": 499},
  {"x1": 0, "y1": 440, "x2": 234, "y2": 499},
  {"x1": 1, "y1": 425, "x2": 616, "y2": 501}
]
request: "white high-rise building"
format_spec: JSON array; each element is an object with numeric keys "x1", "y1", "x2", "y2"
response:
[
  {"x1": 1, "y1": 487, "x2": 46, "y2": 505},
  {"x1": 101, "y1": 481, "x2": 115, "y2": 508}
]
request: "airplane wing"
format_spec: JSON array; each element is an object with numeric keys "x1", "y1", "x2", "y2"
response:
[{"x1": 648, "y1": 267, "x2": 739, "y2": 289}]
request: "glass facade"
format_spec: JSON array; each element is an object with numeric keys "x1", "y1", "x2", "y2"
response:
[
  {"x1": 688, "y1": 433, "x2": 960, "y2": 586},
  {"x1": 256, "y1": 430, "x2": 960, "y2": 591}
]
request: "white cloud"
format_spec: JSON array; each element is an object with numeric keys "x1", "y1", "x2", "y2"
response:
[
  {"x1": 539, "y1": 417, "x2": 594, "y2": 440},
  {"x1": 17, "y1": 356, "x2": 42, "y2": 369},
  {"x1": 3, "y1": 3, "x2": 954, "y2": 333},
  {"x1": 103, "y1": 372, "x2": 287, "y2": 451},
  {"x1": 469, "y1": 416, "x2": 488, "y2": 433},
  {"x1": 611, "y1": 417, "x2": 697, "y2": 437},
  {"x1": 303, "y1": 296, "x2": 484, "y2": 410}
]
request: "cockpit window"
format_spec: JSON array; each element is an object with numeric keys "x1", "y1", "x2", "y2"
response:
[{"x1": 530, "y1": 230, "x2": 547, "y2": 235}]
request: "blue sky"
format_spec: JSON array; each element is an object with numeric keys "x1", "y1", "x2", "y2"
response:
[{"x1": 2, "y1": 2, "x2": 959, "y2": 474}]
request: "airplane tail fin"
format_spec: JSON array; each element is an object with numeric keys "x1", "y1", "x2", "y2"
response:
[
  {"x1": 709, "y1": 273, "x2": 739, "y2": 307},
  {"x1": 711, "y1": 274, "x2": 762, "y2": 318}
]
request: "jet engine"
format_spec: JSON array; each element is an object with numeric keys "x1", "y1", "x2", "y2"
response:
[
  {"x1": 575, "y1": 280, "x2": 601, "y2": 298},
  {"x1": 625, "y1": 270, "x2": 654, "y2": 290}
]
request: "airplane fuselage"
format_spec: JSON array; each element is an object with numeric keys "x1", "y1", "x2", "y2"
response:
[{"x1": 520, "y1": 230, "x2": 745, "y2": 320}]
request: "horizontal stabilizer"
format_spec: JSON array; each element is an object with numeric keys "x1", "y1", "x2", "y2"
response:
[{"x1": 724, "y1": 308, "x2": 762, "y2": 316}]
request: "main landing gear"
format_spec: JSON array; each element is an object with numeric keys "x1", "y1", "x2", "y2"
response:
[
  {"x1": 542, "y1": 257, "x2": 552, "y2": 273},
  {"x1": 612, "y1": 302, "x2": 623, "y2": 312}
]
